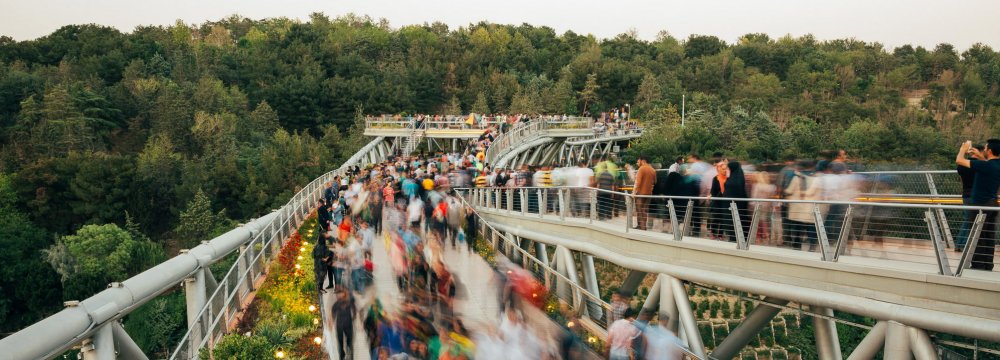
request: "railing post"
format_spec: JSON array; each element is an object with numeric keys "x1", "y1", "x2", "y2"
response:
[
  {"x1": 520, "y1": 188, "x2": 527, "y2": 216},
  {"x1": 746, "y1": 203, "x2": 761, "y2": 248},
  {"x1": 731, "y1": 201, "x2": 748, "y2": 250},
  {"x1": 558, "y1": 188, "x2": 567, "y2": 220},
  {"x1": 957, "y1": 211, "x2": 985, "y2": 276},
  {"x1": 590, "y1": 189, "x2": 598, "y2": 223},
  {"x1": 926, "y1": 172, "x2": 956, "y2": 248},
  {"x1": 668, "y1": 199, "x2": 682, "y2": 241},
  {"x1": 813, "y1": 205, "x2": 833, "y2": 261},
  {"x1": 924, "y1": 210, "x2": 953, "y2": 276},
  {"x1": 506, "y1": 189, "x2": 514, "y2": 213},
  {"x1": 625, "y1": 194, "x2": 634, "y2": 232},
  {"x1": 538, "y1": 189, "x2": 545, "y2": 217},
  {"x1": 682, "y1": 199, "x2": 694, "y2": 237},
  {"x1": 833, "y1": 205, "x2": 854, "y2": 261}
]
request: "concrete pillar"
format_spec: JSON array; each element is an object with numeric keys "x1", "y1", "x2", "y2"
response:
[
  {"x1": 812, "y1": 306, "x2": 843, "y2": 360},
  {"x1": 712, "y1": 297, "x2": 789, "y2": 360}
]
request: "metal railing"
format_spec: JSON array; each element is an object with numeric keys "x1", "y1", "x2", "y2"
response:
[
  {"x1": 565, "y1": 126, "x2": 644, "y2": 144},
  {"x1": 169, "y1": 138, "x2": 391, "y2": 359},
  {"x1": 456, "y1": 193, "x2": 704, "y2": 359},
  {"x1": 461, "y1": 186, "x2": 1000, "y2": 277}
]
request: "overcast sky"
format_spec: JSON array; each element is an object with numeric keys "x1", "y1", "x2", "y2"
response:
[{"x1": 2, "y1": 0, "x2": 999, "y2": 51}]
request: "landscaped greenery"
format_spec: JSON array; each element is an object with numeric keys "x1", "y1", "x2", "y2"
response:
[{"x1": 201, "y1": 215, "x2": 324, "y2": 360}]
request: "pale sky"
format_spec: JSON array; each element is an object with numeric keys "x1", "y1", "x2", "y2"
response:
[{"x1": 2, "y1": 0, "x2": 999, "y2": 51}]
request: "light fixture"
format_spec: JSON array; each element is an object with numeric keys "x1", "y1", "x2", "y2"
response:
[
  {"x1": 588, "y1": 336, "x2": 597, "y2": 343},
  {"x1": 275, "y1": 348, "x2": 286, "y2": 358},
  {"x1": 308, "y1": 305, "x2": 316, "y2": 312},
  {"x1": 294, "y1": 264, "x2": 301, "y2": 270},
  {"x1": 300, "y1": 247, "x2": 306, "y2": 252},
  {"x1": 303, "y1": 241, "x2": 309, "y2": 246},
  {"x1": 297, "y1": 256, "x2": 303, "y2": 260},
  {"x1": 313, "y1": 318, "x2": 320, "y2": 325},
  {"x1": 313, "y1": 336, "x2": 322, "y2": 345}
]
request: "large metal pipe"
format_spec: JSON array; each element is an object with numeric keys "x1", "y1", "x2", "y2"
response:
[
  {"x1": 113, "y1": 322, "x2": 149, "y2": 360},
  {"x1": 813, "y1": 306, "x2": 844, "y2": 360},
  {"x1": 712, "y1": 297, "x2": 789, "y2": 359},
  {"x1": 0, "y1": 211, "x2": 279, "y2": 359},
  {"x1": 884, "y1": 321, "x2": 911, "y2": 360},
  {"x1": 847, "y1": 321, "x2": 888, "y2": 360},
  {"x1": 670, "y1": 276, "x2": 707, "y2": 359},
  {"x1": 487, "y1": 221, "x2": 1000, "y2": 342},
  {"x1": 658, "y1": 274, "x2": 679, "y2": 333},
  {"x1": 907, "y1": 326, "x2": 939, "y2": 360}
]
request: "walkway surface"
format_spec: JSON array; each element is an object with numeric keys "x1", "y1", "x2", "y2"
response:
[{"x1": 320, "y1": 230, "x2": 592, "y2": 359}]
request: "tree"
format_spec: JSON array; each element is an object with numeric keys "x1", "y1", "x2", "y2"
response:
[
  {"x1": 685, "y1": 34, "x2": 725, "y2": 58},
  {"x1": 45, "y1": 223, "x2": 163, "y2": 299},
  {"x1": 0, "y1": 173, "x2": 61, "y2": 333},
  {"x1": 579, "y1": 73, "x2": 600, "y2": 115},
  {"x1": 240, "y1": 101, "x2": 280, "y2": 145},
  {"x1": 175, "y1": 189, "x2": 229, "y2": 249},
  {"x1": 634, "y1": 73, "x2": 663, "y2": 117},
  {"x1": 471, "y1": 92, "x2": 491, "y2": 114}
]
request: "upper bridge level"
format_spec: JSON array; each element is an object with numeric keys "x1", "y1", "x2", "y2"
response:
[{"x1": 363, "y1": 114, "x2": 597, "y2": 139}]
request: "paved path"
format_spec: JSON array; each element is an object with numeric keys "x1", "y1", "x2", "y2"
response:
[{"x1": 321, "y1": 231, "x2": 590, "y2": 359}]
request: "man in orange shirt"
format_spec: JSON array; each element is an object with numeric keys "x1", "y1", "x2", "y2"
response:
[{"x1": 634, "y1": 156, "x2": 656, "y2": 230}]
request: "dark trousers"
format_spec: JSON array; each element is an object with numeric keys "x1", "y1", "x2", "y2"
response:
[
  {"x1": 315, "y1": 269, "x2": 327, "y2": 292},
  {"x1": 956, "y1": 197, "x2": 973, "y2": 250},
  {"x1": 969, "y1": 202, "x2": 997, "y2": 271},
  {"x1": 635, "y1": 197, "x2": 651, "y2": 230},
  {"x1": 336, "y1": 322, "x2": 353, "y2": 359}
]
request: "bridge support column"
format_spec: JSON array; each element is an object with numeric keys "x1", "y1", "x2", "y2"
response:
[
  {"x1": 618, "y1": 270, "x2": 648, "y2": 298},
  {"x1": 847, "y1": 321, "x2": 887, "y2": 360},
  {"x1": 712, "y1": 297, "x2": 789, "y2": 359},
  {"x1": 812, "y1": 306, "x2": 843, "y2": 360},
  {"x1": 80, "y1": 323, "x2": 114, "y2": 360},
  {"x1": 885, "y1": 321, "x2": 911, "y2": 360},
  {"x1": 907, "y1": 326, "x2": 938, "y2": 360},
  {"x1": 112, "y1": 321, "x2": 149, "y2": 360},
  {"x1": 667, "y1": 275, "x2": 707, "y2": 359},
  {"x1": 581, "y1": 254, "x2": 603, "y2": 321},
  {"x1": 184, "y1": 254, "x2": 211, "y2": 349}
]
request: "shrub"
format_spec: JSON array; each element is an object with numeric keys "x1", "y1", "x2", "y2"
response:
[
  {"x1": 721, "y1": 301, "x2": 732, "y2": 318},
  {"x1": 710, "y1": 300, "x2": 721, "y2": 318},
  {"x1": 202, "y1": 334, "x2": 271, "y2": 360}
]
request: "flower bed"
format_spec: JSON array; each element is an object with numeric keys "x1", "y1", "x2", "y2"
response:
[{"x1": 202, "y1": 215, "x2": 325, "y2": 360}]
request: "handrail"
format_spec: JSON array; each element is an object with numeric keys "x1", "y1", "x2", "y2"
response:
[
  {"x1": 459, "y1": 185, "x2": 1000, "y2": 280},
  {"x1": 454, "y1": 191, "x2": 705, "y2": 360}
]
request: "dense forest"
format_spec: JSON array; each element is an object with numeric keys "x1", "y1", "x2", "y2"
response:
[{"x1": 1, "y1": 12, "x2": 999, "y2": 342}]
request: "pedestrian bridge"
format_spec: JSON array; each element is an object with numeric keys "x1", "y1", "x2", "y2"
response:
[
  {"x1": 3, "y1": 121, "x2": 999, "y2": 360},
  {"x1": 457, "y1": 186, "x2": 1000, "y2": 358}
]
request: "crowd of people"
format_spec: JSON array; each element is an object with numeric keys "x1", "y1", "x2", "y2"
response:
[{"x1": 311, "y1": 144, "x2": 690, "y2": 359}]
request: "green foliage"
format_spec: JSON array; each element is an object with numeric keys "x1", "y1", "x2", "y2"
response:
[
  {"x1": 201, "y1": 334, "x2": 272, "y2": 360},
  {"x1": 0, "y1": 173, "x2": 61, "y2": 333},
  {"x1": 175, "y1": 189, "x2": 231, "y2": 248},
  {"x1": 124, "y1": 292, "x2": 186, "y2": 358},
  {"x1": 45, "y1": 223, "x2": 164, "y2": 299}
]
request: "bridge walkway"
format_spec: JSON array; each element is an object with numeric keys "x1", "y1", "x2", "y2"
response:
[{"x1": 321, "y1": 229, "x2": 580, "y2": 359}]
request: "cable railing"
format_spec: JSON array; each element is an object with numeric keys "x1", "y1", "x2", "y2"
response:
[
  {"x1": 461, "y1": 186, "x2": 1000, "y2": 278},
  {"x1": 455, "y1": 192, "x2": 705, "y2": 359}
]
